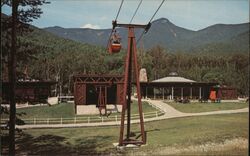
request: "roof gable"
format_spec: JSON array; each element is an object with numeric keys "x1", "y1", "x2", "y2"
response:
[{"x1": 152, "y1": 76, "x2": 196, "y2": 83}]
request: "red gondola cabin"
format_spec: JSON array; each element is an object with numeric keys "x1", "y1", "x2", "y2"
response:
[{"x1": 108, "y1": 30, "x2": 122, "y2": 54}]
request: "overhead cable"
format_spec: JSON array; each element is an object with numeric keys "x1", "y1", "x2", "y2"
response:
[
  {"x1": 129, "y1": 0, "x2": 143, "y2": 24},
  {"x1": 149, "y1": 0, "x2": 165, "y2": 23},
  {"x1": 115, "y1": 0, "x2": 125, "y2": 21},
  {"x1": 136, "y1": 0, "x2": 165, "y2": 44}
]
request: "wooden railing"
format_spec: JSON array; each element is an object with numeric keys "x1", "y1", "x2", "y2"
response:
[{"x1": 1, "y1": 110, "x2": 165, "y2": 125}]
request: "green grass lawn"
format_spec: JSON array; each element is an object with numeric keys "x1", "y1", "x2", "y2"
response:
[
  {"x1": 166, "y1": 102, "x2": 248, "y2": 113},
  {"x1": 1, "y1": 113, "x2": 248, "y2": 155},
  {"x1": 2, "y1": 101, "x2": 157, "y2": 119}
]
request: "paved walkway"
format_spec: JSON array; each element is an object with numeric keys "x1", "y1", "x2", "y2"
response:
[
  {"x1": 145, "y1": 99, "x2": 248, "y2": 119},
  {"x1": 16, "y1": 99, "x2": 248, "y2": 129},
  {"x1": 2, "y1": 103, "x2": 48, "y2": 109}
]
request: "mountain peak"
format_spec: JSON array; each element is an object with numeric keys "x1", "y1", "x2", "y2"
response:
[
  {"x1": 44, "y1": 26, "x2": 64, "y2": 30},
  {"x1": 153, "y1": 18, "x2": 171, "y2": 24}
]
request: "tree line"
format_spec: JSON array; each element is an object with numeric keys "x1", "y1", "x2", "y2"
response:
[
  {"x1": 15, "y1": 27, "x2": 249, "y2": 95},
  {"x1": 138, "y1": 46, "x2": 249, "y2": 95},
  {"x1": 2, "y1": 25, "x2": 249, "y2": 96},
  {"x1": 2, "y1": 5, "x2": 249, "y2": 98}
]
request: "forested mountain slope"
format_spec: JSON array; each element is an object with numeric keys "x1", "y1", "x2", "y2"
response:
[{"x1": 44, "y1": 18, "x2": 249, "y2": 53}]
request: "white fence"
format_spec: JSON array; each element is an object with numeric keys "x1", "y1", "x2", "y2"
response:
[{"x1": 1, "y1": 110, "x2": 165, "y2": 125}]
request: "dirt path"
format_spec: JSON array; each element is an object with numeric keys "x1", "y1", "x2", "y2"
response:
[{"x1": 16, "y1": 99, "x2": 248, "y2": 129}]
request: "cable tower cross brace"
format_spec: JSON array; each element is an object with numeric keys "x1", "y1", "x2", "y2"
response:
[{"x1": 111, "y1": 21, "x2": 151, "y2": 146}]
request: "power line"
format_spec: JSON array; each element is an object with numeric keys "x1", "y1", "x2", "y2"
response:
[
  {"x1": 136, "y1": 0, "x2": 165, "y2": 44},
  {"x1": 129, "y1": 0, "x2": 143, "y2": 24},
  {"x1": 106, "y1": 0, "x2": 125, "y2": 50}
]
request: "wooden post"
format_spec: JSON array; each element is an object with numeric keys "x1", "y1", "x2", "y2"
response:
[
  {"x1": 199, "y1": 87, "x2": 202, "y2": 99},
  {"x1": 162, "y1": 88, "x2": 165, "y2": 100},
  {"x1": 190, "y1": 87, "x2": 193, "y2": 99},
  {"x1": 181, "y1": 88, "x2": 183, "y2": 100},
  {"x1": 154, "y1": 88, "x2": 156, "y2": 99},
  {"x1": 171, "y1": 87, "x2": 174, "y2": 100}
]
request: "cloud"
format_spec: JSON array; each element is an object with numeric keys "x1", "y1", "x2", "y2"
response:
[
  {"x1": 80, "y1": 24, "x2": 100, "y2": 29},
  {"x1": 100, "y1": 16, "x2": 107, "y2": 21}
]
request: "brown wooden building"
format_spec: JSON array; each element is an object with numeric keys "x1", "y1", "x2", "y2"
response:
[
  {"x1": 73, "y1": 74, "x2": 238, "y2": 107},
  {"x1": 1, "y1": 81, "x2": 56, "y2": 104},
  {"x1": 217, "y1": 86, "x2": 238, "y2": 100},
  {"x1": 73, "y1": 74, "x2": 124, "y2": 105},
  {"x1": 139, "y1": 75, "x2": 218, "y2": 100}
]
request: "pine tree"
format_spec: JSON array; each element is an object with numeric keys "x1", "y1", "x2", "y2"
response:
[{"x1": 1, "y1": 0, "x2": 49, "y2": 155}]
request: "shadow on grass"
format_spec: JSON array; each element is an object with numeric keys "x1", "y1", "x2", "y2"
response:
[
  {"x1": 1, "y1": 134, "x2": 10, "y2": 155},
  {"x1": 120, "y1": 128, "x2": 161, "y2": 142},
  {"x1": 1, "y1": 133, "x2": 116, "y2": 155}
]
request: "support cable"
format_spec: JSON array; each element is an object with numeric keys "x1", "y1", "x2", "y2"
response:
[
  {"x1": 136, "y1": 0, "x2": 165, "y2": 44},
  {"x1": 136, "y1": 29, "x2": 145, "y2": 44},
  {"x1": 129, "y1": 0, "x2": 143, "y2": 24},
  {"x1": 149, "y1": 0, "x2": 165, "y2": 23},
  {"x1": 115, "y1": 0, "x2": 125, "y2": 21}
]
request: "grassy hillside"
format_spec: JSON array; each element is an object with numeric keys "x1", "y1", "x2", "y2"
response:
[{"x1": 17, "y1": 26, "x2": 126, "y2": 82}]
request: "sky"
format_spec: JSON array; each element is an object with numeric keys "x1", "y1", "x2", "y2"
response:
[{"x1": 2, "y1": 0, "x2": 249, "y2": 31}]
